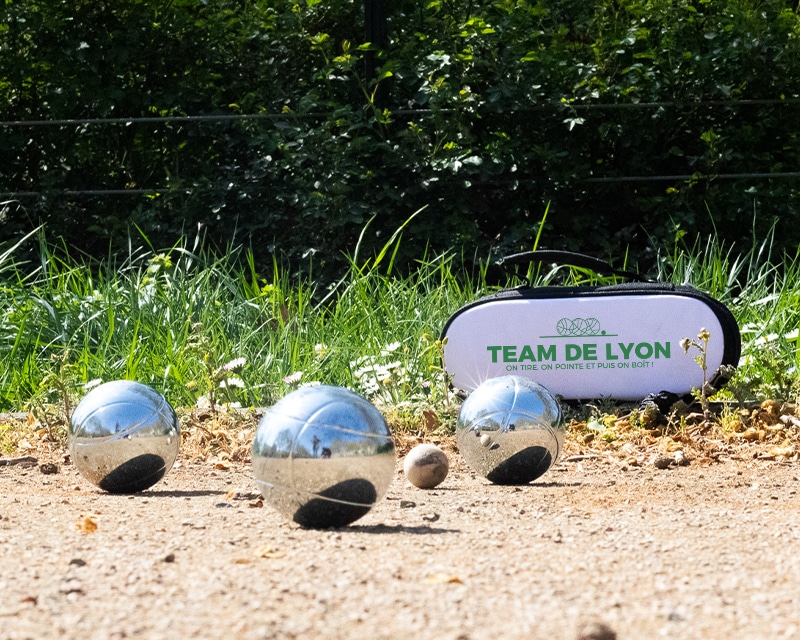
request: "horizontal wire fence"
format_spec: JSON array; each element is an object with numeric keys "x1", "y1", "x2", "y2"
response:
[{"x1": 3, "y1": 98, "x2": 800, "y2": 199}]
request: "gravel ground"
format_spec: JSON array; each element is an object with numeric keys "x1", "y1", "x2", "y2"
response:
[{"x1": 2, "y1": 453, "x2": 800, "y2": 640}]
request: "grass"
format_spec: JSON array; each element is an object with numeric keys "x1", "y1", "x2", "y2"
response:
[
  {"x1": 0, "y1": 225, "x2": 483, "y2": 445},
  {"x1": 2, "y1": 223, "x2": 800, "y2": 463}
]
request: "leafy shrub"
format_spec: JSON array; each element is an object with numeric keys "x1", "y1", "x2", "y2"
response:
[{"x1": 2, "y1": 0, "x2": 799, "y2": 279}]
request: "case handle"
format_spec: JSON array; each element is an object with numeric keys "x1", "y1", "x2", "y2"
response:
[{"x1": 499, "y1": 249, "x2": 649, "y2": 282}]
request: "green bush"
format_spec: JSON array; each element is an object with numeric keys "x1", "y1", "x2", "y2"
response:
[{"x1": 2, "y1": 0, "x2": 799, "y2": 279}]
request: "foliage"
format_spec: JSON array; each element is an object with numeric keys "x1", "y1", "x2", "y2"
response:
[
  {"x1": 0, "y1": 228, "x2": 476, "y2": 422},
  {"x1": 0, "y1": 225, "x2": 798, "y2": 423},
  {"x1": 1, "y1": 0, "x2": 800, "y2": 280}
]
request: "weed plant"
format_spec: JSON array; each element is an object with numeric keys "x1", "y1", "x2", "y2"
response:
[
  {"x1": 658, "y1": 229, "x2": 800, "y2": 403},
  {"x1": 1, "y1": 223, "x2": 799, "y2": 443},
  {"x1": 0, "y1": 225, "x2": 489, "y2": 436}
]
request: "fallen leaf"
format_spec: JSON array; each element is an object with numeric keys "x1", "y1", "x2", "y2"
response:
[
  {"x1": 761, "y1": 398, "x2": 781, "y2": 414},
  {"x1": 728, "y1": 419, "x2": 745, "y2": 432},
  {"x1": 423, "y1": 409, "x2": 439, "y2": 430},
  {"x1": 685, "y1": 412, "x2": 705, "y2": 425},
  {"x1": 659, "y1": 437, "x2": 682, "y2": 453},
  {"x1": 254, "y1": 545, "x2": 286, "y2": 559},
  {"x1": 77, "y1": 514, "x2": 98, "y2": 533},
  {"x1": 619, "y1": 443, "x2": 637, "y2": 456},
  {"x1": 424, "y1": 573, "x2": 463, "y2": 584}
]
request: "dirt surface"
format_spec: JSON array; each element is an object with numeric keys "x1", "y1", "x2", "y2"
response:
[{"x1": 3, "y1": 449, "x2": 800, "y2": 640}]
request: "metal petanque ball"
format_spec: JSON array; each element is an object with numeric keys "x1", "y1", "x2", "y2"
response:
[
  {"x1": 69, "y1": 380, "x2": 180, "y2": 494},
  {"x1": 456, "y1": 375, "x2": 564, "y2": 485},
  {"x1": 252, "y1": 385, "x2": 395, "y2": 529}
]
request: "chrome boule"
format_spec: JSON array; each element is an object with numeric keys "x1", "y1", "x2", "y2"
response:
[
  {"x1": 252, "y1": 385, "x2": 395, "y2": 529},
  {"x1": 456, "y1": 375, "x2": 563, "y2": 484},
  {"x1": 69, "y1": 380, "x2": 179, "y2": 493}
]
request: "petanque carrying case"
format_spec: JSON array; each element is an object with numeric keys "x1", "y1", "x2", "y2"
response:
[{"x1": 441, "y1": 250, "x2": 741, "y2": 401}]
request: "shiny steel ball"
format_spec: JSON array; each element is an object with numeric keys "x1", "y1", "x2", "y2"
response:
[
  {"x1": 456, "y1": 375, "x2": 564, "y2": 485},
  {"x1": 69, "y1": 380, "x2": 180, "y2": 493},
  {"x1": 252, "y1": 385, "x2": 395, "y2": 529},
  {"x1": 404, "y1": 443, "x2": 449, "y2": 489}
]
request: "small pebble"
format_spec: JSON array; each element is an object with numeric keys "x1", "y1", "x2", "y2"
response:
[
  {"x1": 577, "y1": 620, "x2": 617, "y2": 640},
  {"x1": 654, "y1": 457, "x2": 673, "y2": 470},
  {"x1": 404, "y1": 444, "x2": 449, "y2": 489}
]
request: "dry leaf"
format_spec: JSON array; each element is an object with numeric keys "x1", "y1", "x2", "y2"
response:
[
  {"x1": 424, "y1": 573, "x2": 463, "y2": 585},
  {"x1": 234, "y1": 558, "x2": 252, "y2": 565},
  {"x1": 659, "y1": 437, "x2": 682, "y2": 453},
  {"x1": 254, "y1": 545, "x2": 285, "y2": 559},
  {"x1": 619, "y1": 443, "x2": 637, "y2": 456},
  {"x1": 77, "y1": 514, "x2": 98, "y2": 533},
  {"x1": 423, "y1": 409, "x2": 439, "y2": 430},
  {"x1": 741, "y1": 428, "x2": 760, "y2": 442},
  {"x1": 728, "y1": 419, "x2": 745, "y2": 432},
  {"x1": 769, "y1": 445, "x2": 795, "y2": 458}
]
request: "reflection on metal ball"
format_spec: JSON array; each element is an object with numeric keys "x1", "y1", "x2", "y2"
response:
[
  {"x1": 69, "y1": 380, "x2": 180, "y2": 493},
  {"x1": 456, "y1": 375, "x2": 564, "y2": 485},
  {"x1": 252, "y1": 385, "x2": 395, "y2": 529}
]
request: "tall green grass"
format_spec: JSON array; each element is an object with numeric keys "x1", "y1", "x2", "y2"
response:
[
  {"x1": 659, "y1": 232, "x2": 800, "y2": 401},
  {"x1": 0, "y1": 228, "x2": 488, "y2": 416},
  {"x1": 0, "y1": 226, "x2": 798, "y2": 418}
]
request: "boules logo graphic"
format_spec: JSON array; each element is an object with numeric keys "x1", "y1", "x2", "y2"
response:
[{"x1": 541, "y1": 318, "x2": 617, "y2": 339}]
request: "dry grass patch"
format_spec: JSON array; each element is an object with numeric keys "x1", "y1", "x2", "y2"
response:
[
  {"x1": 4, "y1": 399, "x2": 800, "y2": 473},
  {"x1": 564, "y1": 399, "x2": 800, "y2": 468},
  {"x1": 177, "y1": 406, "x2": 260, "y2": 466}
]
